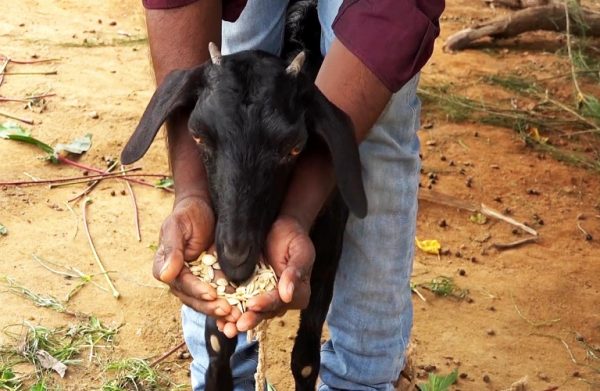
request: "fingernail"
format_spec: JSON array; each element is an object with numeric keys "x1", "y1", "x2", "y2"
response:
[
  {"x1": 158, "y1": 259, "x2": 171, "y2": 280},
  {"x1": 201, "y1": 292, "x2": 215, "y2": 301},
  {"x1": 287, "y1": 282, "x2": 294, "y2": 298},
  {"x1": 247, "y1": 299, "x2": 256, "y2": 309},
  {"x1": 215, "y1": 306, "x2": 228, "y2": 316}
]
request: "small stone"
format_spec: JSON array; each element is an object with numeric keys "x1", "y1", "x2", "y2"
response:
[
  {"x1": 88, "y1": 111, "x2": 99, "y2": 119},
  {"x1": 458, "y1": 269, "x2": 466, "y2": 276},
  {"x1": 110, "y1": 190, "x2": 116, "y2": 196},
  {"x1": 470, "y1": 256, "x2": 478, "y2": 263},
  {"x1": 438, "y1": 219, "x2": 448, "y2": 228},
  {"x1": 441, "y1": 155, "x2": 447, "y2": 161},
  {"x1": 487, "y1": 306, "x2": 496, "y2": 311},
  {"x1": 493, "y1": 196, "x2": 502, "y2": 203},
  {"x1": 449, "y1": 160, "x2": 455, "y2": 166},
  {"x1": 120, "y1": 190, "x2": 127, "y2": 196},
  {"x1": 486, "y1": 329, "x2": 495, "y2": 336},
  {"x1": 537, "y1": 372, "x2": 549, "y2": 381},
  {"x1": 459, "y1": 372, "x2": 468, "y2": 379},
  {"x1": 527, "y1": 188, "x2": 541, "y2": 195},
  {"x1": 572, "y1": 371, "x2": 580, "y2": 377},
  {"x1": 466, "y1": 297, "x2": 474, "y2": 303},
  {"x1": 109, "y1": 21, "x2": 117, "y2": 26},
  {"x1": 455, "y1": 251, "x2": 462, "y2": 258},
  {"x1": 483, "y1": 374, "x2": 491, "y2": 383},
  {"x1": 426, "y1": 140, "x2": 437, "y2": 146},
  {"x1": 424, "y1": 365, "x2": 437, "y2": 373},
  {"x1": 465, "y1": 177, "x2": 473, "y2": 188}
]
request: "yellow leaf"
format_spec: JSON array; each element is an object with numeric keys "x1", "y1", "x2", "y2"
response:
[{"x1": 415, "y1": 237, "x2": 441, "y2": 255}]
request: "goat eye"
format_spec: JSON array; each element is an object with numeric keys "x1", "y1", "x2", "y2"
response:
[
  {"x1": 192, "y1": 135, "x2": 204, "y2": 145},
  {"x1": 289, "y1": 145, "x2": 302, "y2": 157}
]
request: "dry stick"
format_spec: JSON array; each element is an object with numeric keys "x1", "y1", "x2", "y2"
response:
[
  {"x1": 121, "y1": 166, "x2": 141, "y2": 241},
  {"x1": 63, "y1": 201, "x2": 79, "y2": 239},
  {"x1": 149, "y1": 341, "x2": 186, "y2": 367},
  {"x1": 0, "y1": 93, "x2": 56, "y2": 103},
  {"x1": 576, "y1": 219, "x2": 593, "y2": 240},
  {"x1": 1, "y1": 169, "x2": 144, "y2": 187},
  {"x1": 0, "y1": 56, "x2": 9, "y2": 87},
  {"x1": 82, "y1": 198, "x2": 120, "y2": 299},
  {"x1": 418, "y1": 190, "x2": 539, "y2": 236},
  {"x1": 32, "y1": 254, "x2": 108, "y2": 293},
  {"x1": 491, "y1": 236, "x2": 539, "y2": 250},
  {"x1": 57, "y1": 156, "x2": 172, "y2": 191},
  {"x1": 0, "y1": 71, "x2": 58, "y2": 76},
  {"x1": 530, "y1": 333, "x2": 577, "y2": 364},
  {"x1": 68, "y1": 161, "x2": 118, "y2": 203},
  {"x1": 564, "y1": 3, "x2": 586, "y2": 105},
  {"x1": 0, "y1": 109, "x2": 34, "y2": 124},
  {"x1": 7, "y1": 58, "x2": 60, "y2": 64}
]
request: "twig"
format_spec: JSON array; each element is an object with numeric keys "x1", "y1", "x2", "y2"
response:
[
  {"x1": 0, "y1": 71, "x2": 58, "y2": 76},
  {"x1": 491, "y1": 236, "x2": 538, "y2": 250},
  {"x1": 3, "y1": 57, "x2": 60, "y2": 64},
  {"x1": 1, "y1": 169, "x2": 145, "y2": 186},
  {"x1": 481, "y1": 204, "x2": 538, "y2": 236},
  {"x1": 0, "y1": 56, "x2": 9, "y2": 87},
  {"x1": 149, "y1": 341, "x2": 186, "y2": 367},
  {"x1": 122, "y1": 166, "x2": 141, "y2": 241},
  {"x1": 68, "y1": 160, "x2": 118, "y2": 203},
  {"x1": 0, "y1": 109, "x2": 34, "y2": 124},
  {"x1": 0, "y1": 93, "x2": 56, "y2": 103},
  {"x1": 57, "y1": 156, "x2": 170, "y2": 190},
  {"x1": 530, "y1": 333, "x2": 577, "y2": 364},
  {"x1": 82, "y1": 197, "x2": 120, "y2": 299},
  {"x1": 576, "y1": 213, "x2": 593, "y2": 241},
  {"x1": 64, "y1": 202, "x2": 79, "y2": 239},
  {"x1": 411, "y1": 285, "x2": 427, "y2": 302},
  {"x1": 511, "y1": 292, "x2": 560, "y2": 327}
]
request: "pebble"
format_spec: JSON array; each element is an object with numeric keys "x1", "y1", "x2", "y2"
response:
[
  {"x1": 88, "y1": 111, "x2": 99, "y2": 119},
  {"x1": 458, "y1": 269, "x2": 466, "y2": 276},
  {"x1": 483, "y1": 374, "x2": 491, "y2": 383},
  {"x1": 486, "y1": 329, "x2": 495, "y2": 336},
  {"x1": 538, "y1": 372, "x2": 549, "y2": 381},
  {"x1": 459, "y1": 372, "x2": 468, "y2": 379}
]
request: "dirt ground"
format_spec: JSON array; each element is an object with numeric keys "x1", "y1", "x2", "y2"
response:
[{"x1": 1, "y1": 1, "x2": 599, "y2": 390}]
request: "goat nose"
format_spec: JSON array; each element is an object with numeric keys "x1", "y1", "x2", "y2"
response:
[{"x1": 222, "y1": 244, "x2": 251, "y2": 266}]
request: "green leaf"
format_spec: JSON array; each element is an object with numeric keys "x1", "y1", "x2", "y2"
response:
[
  {"x1": 154, "y1": 177, "x2": 174, "y2": 189},
  {"x1": 419, "y1": 369, "x2": 458, "y2": 391},
  {"x1": 0, "y1": 223, "x2": 7, "y2": 236},
  {"x1": 54, "y1": 133, "x2": 92, "y2": 156},
  {"x1": 0, "y1": 122, "x2": 54, "y2": 155},
  {"x1": 29, "y1": 380, "x2": 47, "y2": 391}
]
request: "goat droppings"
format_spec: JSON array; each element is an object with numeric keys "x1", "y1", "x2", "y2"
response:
[{"x1": 186, "y1": 251, "x2": 278, "y2": 314}]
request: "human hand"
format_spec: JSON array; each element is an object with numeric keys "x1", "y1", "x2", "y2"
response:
[
  {"x1": 154, "y1": 196, "x2": 241, "y2": 323},
  {"x1": 217, "y1": 215, "x2": 315, "y2": 337}
]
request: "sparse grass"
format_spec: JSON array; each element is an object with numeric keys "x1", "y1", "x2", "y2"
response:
[
  {"x1": 1, "y1": 318, "x2": 120, "y2": 381},
  {"x1": 0, "y1": 363, "x2": 23, "y2": 391},
  {"x1": 101, "y1": 358, "x2": 179, "y2": 391},
  {"x1": 0, "y1": 276, "x2": 69, "y2": 314},
  {"x1": 482, "y1": 74, "x2": 539, "y2": 94}
]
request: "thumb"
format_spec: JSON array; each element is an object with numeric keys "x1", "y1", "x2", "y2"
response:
[
  {"x1": 153, "y1": 218, "x2": 186, "y2": 283},
  {"x1": 278, "y1": 235, "x2": 314, "y2": 305}
]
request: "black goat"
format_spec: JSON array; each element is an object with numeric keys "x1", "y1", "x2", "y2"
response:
[{"x1": 121, "y1": 28, "x2": 366, "y2": 391}]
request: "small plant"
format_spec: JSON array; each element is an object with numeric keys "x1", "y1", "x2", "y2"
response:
[
  {"x1": 101, "y1": 358, "x2": 167, "y2": 391},
  {"x1": 0, "y1": 364, "x2": 22, "y2": 391},
  {"x1": 419, "y1": 369, "x2": 458, "y2": 391},
  {"x1": 0, "y1": 276, "x2": 68, "y2": 314},
  {"x1": 421, "y1": 276, "x2": 469, "y2": 300}
]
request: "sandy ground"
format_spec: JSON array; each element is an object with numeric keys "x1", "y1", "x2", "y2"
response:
[{"x1": 0, "y1": 1, "x2": 599, "y2": 390}]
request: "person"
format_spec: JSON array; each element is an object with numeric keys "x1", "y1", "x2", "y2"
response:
[{"x1": 142, "y1": 0, "x2": 444, "y2": 389}]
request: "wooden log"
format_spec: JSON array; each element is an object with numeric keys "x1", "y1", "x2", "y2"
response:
[{"x1": 444, "y1": 3, "x2": 600, "y2": 52}]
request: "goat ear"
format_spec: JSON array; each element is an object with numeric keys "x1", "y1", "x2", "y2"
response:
[
  {"x1": 121, "y1": 65, "x2": 207, "y2": 165},
  {"x1": 308, "y1": 87, "x2": 367, "y2": 218}
]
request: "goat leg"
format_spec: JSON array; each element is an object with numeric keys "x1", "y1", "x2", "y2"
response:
[{"x1": 204, "y1": 316, "x2": 237, "y2": 391}]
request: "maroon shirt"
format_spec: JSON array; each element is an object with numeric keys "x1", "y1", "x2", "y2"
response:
[{"x1": 143, "y1": 0, "x2": 444, "y2": 92}]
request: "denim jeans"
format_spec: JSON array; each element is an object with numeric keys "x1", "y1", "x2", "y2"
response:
[{"x1": 181, "y1": 1, "x2": 421, "y2": 390}]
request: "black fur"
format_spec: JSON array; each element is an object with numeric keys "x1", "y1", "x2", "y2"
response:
[{"x1": 121, "y1": 1, "x2": 367, "y2": 389}]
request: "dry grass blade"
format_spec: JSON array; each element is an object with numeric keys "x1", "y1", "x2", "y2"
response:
[
  {"x1": 121, "y1": 166, "x2": 141, "y2": 242},
  {"x1": 0, "y1": 275, "x2": 77, "y2": 316},
  {"x1": 82, "y1": 197, "x2": 120, "y2": 299},
  {"x1": 0, "y1": 110, "x2": 34, "y2": 125},
  {"x1": 511, "y1": 292, "x2": 560, "y2": 327}
]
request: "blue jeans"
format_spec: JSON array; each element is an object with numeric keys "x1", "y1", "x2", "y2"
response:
[{"x1": 182, "y1": 1, "x2": 421, "y2": 390}]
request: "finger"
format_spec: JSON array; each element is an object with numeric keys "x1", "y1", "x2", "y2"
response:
[
  {"x1": 154, "y1": 218, "x2": 187, "y2": 283},
  {"x1": 223, "y1": 322, "x2": 239, "y2": 338},
  {"x1": 246, "y1": 289, "x2": 284, "y2": 313},
  {"x1": 171, "y1": 270, "x2": 217, "y2": 301},
  {"x1": 236, "y1": 310, "x2": 278, "y2": 332},
  {"x1": 170, "y1": 289, "x2": 233, "y2": 318}
]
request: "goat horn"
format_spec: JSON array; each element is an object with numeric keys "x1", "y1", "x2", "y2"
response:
[
  {"x1": 286, "y1": 51, "x2": 305, "y2": 76},
  {"x1": 208, "y1": 42, "x2": 222, "y2": 65}
]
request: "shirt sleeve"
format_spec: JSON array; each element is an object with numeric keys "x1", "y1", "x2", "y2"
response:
[
  {"x1": 332, "y1": 0, "x2": 445, "y2": 92},
  {"x1": 142, "y1": 0, "x2": 247, "y2": 22}
]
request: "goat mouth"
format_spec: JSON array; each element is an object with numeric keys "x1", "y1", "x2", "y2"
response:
[{"x1": 220, "y1": 260, "x2": 257, "y2": 284}]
